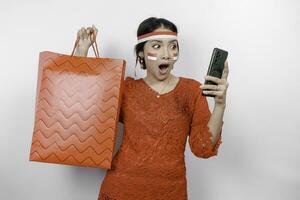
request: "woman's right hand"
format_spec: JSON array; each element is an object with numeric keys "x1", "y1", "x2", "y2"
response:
[{"x1": 74, "y1": 25, "x2": 98, "y2": 56}]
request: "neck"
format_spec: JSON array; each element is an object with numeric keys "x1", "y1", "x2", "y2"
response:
[{"x1": 144, "y1": 73, "x2": 173, "y2": 86}]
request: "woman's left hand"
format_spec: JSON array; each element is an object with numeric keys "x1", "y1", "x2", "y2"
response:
[{"x1": 200, "y1": 59, "x2": 229, "y2": 105}]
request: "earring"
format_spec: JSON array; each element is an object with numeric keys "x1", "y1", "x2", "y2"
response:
[{"x1": 140, "y1": 57, "x2": 145, "y2": 69}]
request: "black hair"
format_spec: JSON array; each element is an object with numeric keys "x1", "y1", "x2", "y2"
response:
[{"x1": 134, "y1": 17, "x2": 179, "y2": 70}]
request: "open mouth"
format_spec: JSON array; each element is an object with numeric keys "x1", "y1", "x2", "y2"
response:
[{"x1": 158, "y1": 64, "x2": 170, "y2": 73}]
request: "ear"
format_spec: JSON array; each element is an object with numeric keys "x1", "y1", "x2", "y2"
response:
[{"x1": 138, "y1": 51, "x2": 144, "y2": 58}]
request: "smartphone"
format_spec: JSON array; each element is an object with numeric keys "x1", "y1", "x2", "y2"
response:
[{"x1": 202, "y1": 48, "x2": 228, "y2": 97}]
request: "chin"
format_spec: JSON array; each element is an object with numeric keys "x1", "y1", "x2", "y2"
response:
[{"x1": 157, "y1": 72, "x2": 171, "y2": 80}]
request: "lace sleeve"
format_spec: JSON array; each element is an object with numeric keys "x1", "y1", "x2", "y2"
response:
[
  {"x1": 188, "y1": 82, "x2": 223, "y2": 158},
  {"x1": 118, "y1": 76, "x2": 134, "y2": 123}
]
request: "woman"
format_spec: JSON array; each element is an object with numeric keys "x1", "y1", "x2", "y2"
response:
[{"x1": 74, "y1": 17, "x2": 229, "y2": 200}]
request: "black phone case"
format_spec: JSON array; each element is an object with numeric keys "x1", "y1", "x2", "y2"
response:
[{"x1": 202, "y1": 48, "x2": 228, "y2": 97}]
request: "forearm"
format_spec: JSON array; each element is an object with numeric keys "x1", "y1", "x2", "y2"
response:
[{"x1": 208, "y1": 103, "x2": 226, "y2": 146}]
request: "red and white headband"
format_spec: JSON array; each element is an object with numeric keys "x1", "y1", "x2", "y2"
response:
[{"x1": 137, "y1": 31, "x2": 177, "y2": 44}]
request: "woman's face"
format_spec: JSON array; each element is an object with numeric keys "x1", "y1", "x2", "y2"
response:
[{"x1": 139, "y1": 27, "x2": 179, "y2": 81}]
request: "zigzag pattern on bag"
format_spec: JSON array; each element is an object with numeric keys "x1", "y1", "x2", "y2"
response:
[{"x1": 29, "y1": 51, "x2": 125, "y2": 169}]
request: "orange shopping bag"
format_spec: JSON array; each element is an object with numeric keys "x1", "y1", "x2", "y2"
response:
[{"x1": 29, "y1": 31, "x2": 126, "y2": 169}]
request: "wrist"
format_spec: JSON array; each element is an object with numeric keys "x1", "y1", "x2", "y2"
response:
[
  {"x1": 74, "y1": 47, "x2": 88, "y2": 57},
  {"x1": 215, "y1": 103, "x2": 226, "y2": 109}
]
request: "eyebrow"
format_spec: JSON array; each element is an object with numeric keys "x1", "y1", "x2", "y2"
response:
[{"x1": 150, "y1": 39, "x2": 177, "y2": 43}]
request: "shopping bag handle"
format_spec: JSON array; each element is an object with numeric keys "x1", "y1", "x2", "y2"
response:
[{"x1": 71, "y1": 30, "x2": 100, "y2": 58}]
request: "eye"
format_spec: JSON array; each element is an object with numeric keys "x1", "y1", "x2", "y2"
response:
[
  {"x1": 152, "y1": 44, "x2": 160, "y2": 49},
  {"x1": 170, "y1": 44, "x2": 177, "y2": 50}
]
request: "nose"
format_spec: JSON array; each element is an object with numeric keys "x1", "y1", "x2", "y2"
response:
[{"x1": 161, "y1": 46, "x2": 171, "y2": 60}]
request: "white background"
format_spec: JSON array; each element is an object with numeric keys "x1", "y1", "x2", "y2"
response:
[{"x1": 1, "y1": 0, "x2": 299, "y2": 199}]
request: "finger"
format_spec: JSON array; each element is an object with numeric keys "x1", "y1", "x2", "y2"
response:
[
  {"x1": 92, "y1": 24, "x2": 98, "y2": 31},
  {"x1": 89, "y1": 30, "x2": 95, "y2": 42},
  {"x1": 205, "y1": 75, "x2": 222, "y2": 84},
  {"x1": 81, "y1": 27, "x2": 88, "y2": 39},
  {"x1": 92, "y1": 24, "x2": 98, "y2": 35},
  {"x1": 91, "y1": 25, "x2": 98, "y2": 42},
  {"x1": 222, "y1": 59, "x2": 229, "y2": 80},
  {"x1": 78, "y1": 29, "x2": 83, "y2": 39},
  {"x1": 202, "y1": 90, "x2": 223, "y2": 96},
  {"x1": 86, "y1": 27, "x2": 92, "y2": 35},
  {"x1": 77, "y1": 29, "x2": 81, "y2": 38},
  {"x1": 200, "y1": 84, "x2": 218, "y2": 90}
]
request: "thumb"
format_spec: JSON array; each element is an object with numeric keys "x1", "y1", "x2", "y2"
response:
[{"x1": 92, "y1": 24, "x2": 98, "y2": 35}]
